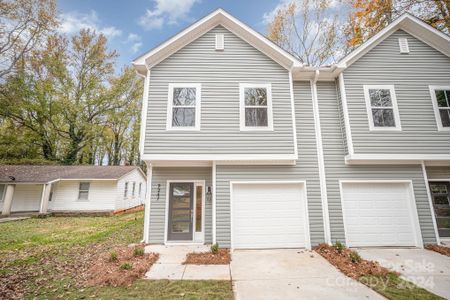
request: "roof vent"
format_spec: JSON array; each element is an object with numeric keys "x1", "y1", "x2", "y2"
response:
[
  {"x1": 215, "y1": 33, "x2": 224, "y2": 51},
  {"x1": 398, "y1": 37, "x2": 409, "y2": 53}
]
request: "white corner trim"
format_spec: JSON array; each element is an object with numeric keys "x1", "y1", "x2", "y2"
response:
[
  {"x1": 143, "y1": 163, "x2": 152, "y2": 243},
  {"x1": 239, "y1": 83, "x2": 274, "y2": 131},
  {"x1": 289, "y1": 71, "x2": 299, "y2": 158},
  {"x1": 310, "y1": 78, "x2": 331, "y2": 245},
  {"x1": 212, "y1": 161, "x2": 217, "y2": 244},
  {"x1": 229, "y1": 180, "x2": 311, "y2": 250},
  {"x1": 339, "y1": 179, "x2": 424, "y2": 248},
  {"x1": 429, "y1": 85, "x2": 450, "y2": 132},
  {"x1": 338, "y1": 73, "x2": 354, "y2": 155},
  {"x1": 166, "y1": 83, "x2": 202, "y2": 131},
  {"x1": 421, "y1": 162, "x2": 441, "y2": 245},
  {"x1": 363, "y1": 85, "x2": 402, "y2": 131},
  {"x1": 139, "y1": 69, "x2": 150, "y2": 157}
]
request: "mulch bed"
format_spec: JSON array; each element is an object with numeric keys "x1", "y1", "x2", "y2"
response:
[
  {"x1": 183, "y1": 249, "x2": 231, "y2": 265},
  {"x1": 313, "y1": 243, "x2": 392, "y2": 279},
  {"x1": 86, "y1": 245, "x2": 159, "y2": 287},
  {"x1": 425, "y1": 244, "x2": 450, "y2": 257}
]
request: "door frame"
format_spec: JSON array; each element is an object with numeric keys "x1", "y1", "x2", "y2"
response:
[
  {"x1": 229, "y1": 180, "x2": 311, "y2": 250},
  {"x1": 164, "y1": 180, "x2": 206, "y2": 244},
  {"x1": 338, "y1": 180, "x2": 424, "y2": 248}
]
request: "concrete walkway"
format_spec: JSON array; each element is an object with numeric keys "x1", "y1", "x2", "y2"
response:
[
  {"x1": 231, "y1": 249, "x2": 383, "y2": 300},
  {"x1": 358, "y1": 248, "x2": 450, "y2": 299},
  {"x1": 144, "y1": 245, "x2": 230, "y2": 280}
]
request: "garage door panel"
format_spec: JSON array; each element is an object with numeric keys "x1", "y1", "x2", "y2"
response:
[
  {"x1": 341, "y1": 182, "x2": 419, "y2": 247},
  {"x1": 232, "y1": 183, "x2": 307, "y2": 249}
]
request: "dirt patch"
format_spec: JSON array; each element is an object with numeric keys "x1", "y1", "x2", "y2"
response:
[
  {"x1": 426, "y1": 244, "x2": 450, "y2": 257},
  {"x1": 86, "y1": 245, "x2": 158, "y2": 287},
  {"x1": 113, "y1": 205, "x2": 145, "y2": 216},
  {"x1": 183, "y1": 249, "x2": 231, "y2": 265},
  {"x1": 313, "y1": 244, "x2": 392, "y2": 279}
]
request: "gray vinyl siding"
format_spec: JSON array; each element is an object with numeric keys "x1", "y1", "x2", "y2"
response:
[
  {"x1": 215, "y1": 81, "x2": 324, "y2": 247},
  {"x1": 318, "y1": 81, "x2": 437, "y2": 244},
  {"x1": 426, "y1": 167, "x2": 450, "y2": 180},
  {"x1": 145, "y1": 26, "x2": 295, "y2": 155},
  {"x1": 149, "y1": 167, "x2": 212, "y2": 244},
  {"x1": 343, "y1": 30, "x2": 450, "y2": 154}
]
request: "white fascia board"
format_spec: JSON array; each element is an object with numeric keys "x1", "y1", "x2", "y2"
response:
[
  {"x1": 132, "y1": 9, "x2": 302, "y2": 73},
  {"x1": 141, "y1": 154, "x2": 297, "y2": 161},
  {"x1": 336, "y1": 13, "x2": 450, "y2": 72},
  {"x1": 345, "y1": 154, "x2": 450, "y2": 165}
]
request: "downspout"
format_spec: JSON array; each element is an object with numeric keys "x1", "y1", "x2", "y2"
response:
[
  {"x1": 310, "y1": 70, "x2": 331, "y2": 245},
  {"x1": 142, "y1": 162, "x2": 152, "y2": 244},
  {"x1": 421, "y1": 161, "x2": 440, "y2": 245}
]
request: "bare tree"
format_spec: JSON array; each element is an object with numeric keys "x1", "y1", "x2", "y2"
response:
[
  {"x1": 267, "y1": 0, "x2": 345, "y2": 66},
  {"x1": 0, "y1": 0, "x2": 57, "y2": 79}
]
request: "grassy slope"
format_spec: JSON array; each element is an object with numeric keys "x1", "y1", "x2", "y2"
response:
[{"x1": 0, "y1": 212, "x2": 232, "y2": 299}]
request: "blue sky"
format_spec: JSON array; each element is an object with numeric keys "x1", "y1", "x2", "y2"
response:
[{"x1": 58, "y1": 0, "x2": 289, "y2": 70}]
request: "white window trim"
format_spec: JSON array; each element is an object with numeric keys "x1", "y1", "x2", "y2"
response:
[
  {"x1": 78, "y1": 182, "x2": 90, "y2": 201},
  {"x1": 429, "y1": 85, "x2": 450, "y2": 132},
  {"x1": 363, "y1": 85, "x2": 402, "y2": 131},
  {"x1": 239, "y1": 83, "x2": 274, "y2": 131},
  {"x1": 166, "y1": 83, "x2": 201, "y2": 131}
]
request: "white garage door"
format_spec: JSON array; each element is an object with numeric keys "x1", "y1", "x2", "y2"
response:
[
  {"x1": 232, "y1": 182, "x2": 308, "y2": 249},
  {"x1": 341, "y1": 182, "x2": 421, "y2": 247}
]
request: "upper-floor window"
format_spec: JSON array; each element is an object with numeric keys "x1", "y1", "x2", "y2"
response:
[
  {"x1": 363, "y1": 85, "x2": 401, "y2": 131},
  {"x1": 78, "y1": 182, "x2": 90, "y2": 201},
  {"x1": 430, "y1": 86, "x2": 450, "y2": 131},
  {"x1": 167, "y1": 83, "x2": 201, "y2": 130},
  {"x1": 239, "y1": 83, "x2": 273, "y2": 131}
]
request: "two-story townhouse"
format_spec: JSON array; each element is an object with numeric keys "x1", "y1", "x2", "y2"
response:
[{"x1": 133, "y1": 9, "x2": 450, "y2": 249}]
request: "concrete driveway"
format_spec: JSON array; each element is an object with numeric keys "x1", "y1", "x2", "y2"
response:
[
  {"x1": 231, "y1": 249, "x2": 383, "y2": 300},
  {"x1": 358, "y1": 248, "x2": 450, "y2": 299}
]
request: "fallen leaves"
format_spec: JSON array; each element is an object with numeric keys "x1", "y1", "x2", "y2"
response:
[
  {"x1": 425, "y1": 244, "x2": 450, "y2": 257},
  {"x1": 183, "y1": 249, "x2": 231, "y2": 265}
]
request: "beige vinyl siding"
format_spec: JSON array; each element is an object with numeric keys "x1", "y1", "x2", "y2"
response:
[
  {"x1": 318, "y1": 81, "x2": 437, "y2": 244},
  {"x1": 343, "y1": 30, "x2": 450, "y2": 154},
  {"x1": 426, "y1": 167, "x2": 450, "y2": 180},
  {"x1": 145, "y1": 26, "x2": 295, "y2": 155},
  {"x1": 215, "y1": 81, "x2": 324, "y2": 247},
  {"x1": 149, "y1": 167, "x2": 212, "y2": 244}
]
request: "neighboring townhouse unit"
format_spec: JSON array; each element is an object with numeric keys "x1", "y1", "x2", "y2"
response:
[
  {"x1": 133, "y1": 9, "x2": 450, "y2": 249},
  {"x1": 0, "y1": 165, "x2": 146, "y2": 216}
]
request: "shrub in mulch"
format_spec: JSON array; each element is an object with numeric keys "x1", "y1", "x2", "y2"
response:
[
  {"x1": 313, "y1": 243, "x2": 393, "y2": 279},
  {"x1": 425, "y1": 244, "x2": 450, "y2": 257},
  {"x1": 86, "y1": 245, "x2": 159, "y2": 287},
  {"x1": 183, "y1": 249, "x2": 231, "y2": 265}
]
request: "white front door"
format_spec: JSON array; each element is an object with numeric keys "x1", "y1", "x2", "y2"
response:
[
  {"x1": 231, "y1": 182, "x2": 308, "y2": 249},
  {"x1": 340, "y1": 181, "x2": 422, "y2": 247}
]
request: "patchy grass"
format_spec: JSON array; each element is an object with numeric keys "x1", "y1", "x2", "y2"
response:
[
  {"x1": 314, "y1": 243, "x2": 444, "y2": 300},
  {"x1": 0, "y1": 212, "x2": 232, "y2": 299},
  {"x1": 361, "y1": 273, "x2": 445, "y2": 300}
]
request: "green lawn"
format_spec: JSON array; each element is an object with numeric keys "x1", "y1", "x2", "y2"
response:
[{"x1": 0, "y1": 212, "x2": 233, "y2": 299}]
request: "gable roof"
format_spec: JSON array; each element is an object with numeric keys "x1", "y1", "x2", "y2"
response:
[
  {"x1": 0, "y1": 165, "x2": 145, "y2": 184},
  {"x1": 132, "y1": 8, "x2": 303, "y2": 75},
  {"x1": 336, "y1": 13, "x2": 450, "y2": 69}
]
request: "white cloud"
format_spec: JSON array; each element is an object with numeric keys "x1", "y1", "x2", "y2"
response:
[
  {"x1": 139, "y1": 0, "x2": 200, "y2": 30},
  {"x1": 126, "y1": 33, "x2": 143, "y2": 53},
  {"x1": 59, "y1": 10, "x2": 122, "y2": 39}
]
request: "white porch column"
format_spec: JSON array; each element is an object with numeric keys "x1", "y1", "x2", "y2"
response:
[
  {"x1": 39, "y1": 183, "x2": 52, "y2": 214},
  {"x1": 2, "y1": 184, "x2": 16, "y2": 216},
  {"x1": 143, "y1": 163, "x2": 152, "y2": 243}
]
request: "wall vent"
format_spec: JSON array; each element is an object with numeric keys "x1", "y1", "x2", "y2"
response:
[
  {"x1": 398, "y1": 38, "x2": 409, "y2": 53},
  {"x1": 215, "y1": 34, "x2": 224, "y2": 51}
]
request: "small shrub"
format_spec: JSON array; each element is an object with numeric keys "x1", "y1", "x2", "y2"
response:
[
  {"x1": 109, "y1": 251, "x2": 118, "y2": 262},
  {"x1": 333, "y1": 241, "x2": 345, "y2": 253},
  {"x1": 133, "y1": 247, "x2": 145, "y2": 257},
  {"x1": 120, "y1": 262, "x2": 132, "y2": 270},
  {"x1": 349, "y1": 251, "x2": 361, "y2": 263},
  {"x1": 211, "y1": 243, "x2": 219, "y2": 254}
]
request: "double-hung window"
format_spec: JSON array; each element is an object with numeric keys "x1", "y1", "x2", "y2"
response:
[
  {"x1": 124, "y1": 182, "x2": 129, "y2": 199},
  {"x1": 239, "y1": 83, "x2": 273, "y2": 131},
  {"x1": 430, "y1": 86, "x2": 450, "y2": 131},
  {"x1": 78, "y1": 182, "x2": 90, "y2": 201},
  {"x1": 167, "y1": 83, "x2": 201, "y2": 130},
  {"x1": 363, "y1": 85, "x2": 401, "y2": 131},
  {"x1": 132, "y1": 182, "x2": 136, "y2": 198}
]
